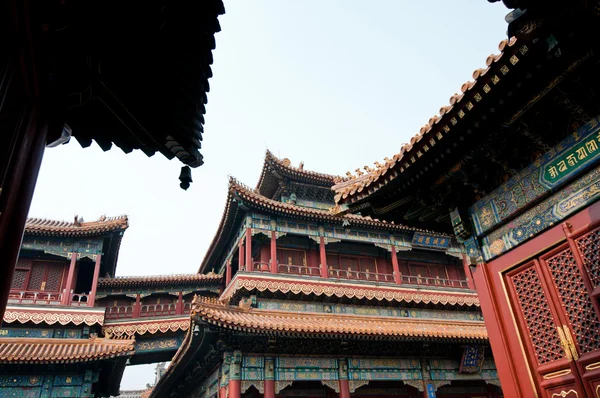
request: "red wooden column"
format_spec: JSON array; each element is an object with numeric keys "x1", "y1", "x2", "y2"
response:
[
  {"x1": 391, "y1": 245, "x2": 401, "y2": 284},
  {"x1": 133, "y1": 294, "x2": 141, "y2": 318},
  {"x1": 225, "y1": 259, "x2": 233, "y2": 285},
  {"x1": 88, "y1": 254, "x2": 102, "y2": 306},
  {"x1": 338, "y1": 359, "x2": 350, "y2": 398},
  {"x1": 264, "y1": 357, "x2": 275, "y2": 398},
  {"x1": 245, "y1": 227, "x2": 252, "y2": 270},
  {"x1": 228, "y1": 351, "x2": 242, "y2": 398},
  {"x1": 461, "y1": 253, "x2": 476, "y2": 290},
  {"x1": 319, "y1": 236, "x2": 328, "y2": 278},
  {"x1": 176, "y1": 292, "x2": 183, "y2": 314},
  {"x1": 239, "y1": 239, "x2": 245, "y2": 271},
  {"x1": 270, "y1": 231, "x2": 278, "y2": 274},
  {"x1": 62, "y1": 253, "x2": 78, "y2": 305}
]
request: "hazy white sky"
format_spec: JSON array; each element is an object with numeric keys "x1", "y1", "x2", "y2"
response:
[{"x1": 29, "y1": 0, "x2": 509, "y2": 391}]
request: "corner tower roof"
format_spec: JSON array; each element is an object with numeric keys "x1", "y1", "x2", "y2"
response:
[{"x1": 256, "y1": 150, "x2": 346, "y2": 199}]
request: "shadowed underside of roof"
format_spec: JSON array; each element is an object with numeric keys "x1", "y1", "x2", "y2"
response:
[{"x1": 44, "y1": 0, "x2": 225, "y2": 169}]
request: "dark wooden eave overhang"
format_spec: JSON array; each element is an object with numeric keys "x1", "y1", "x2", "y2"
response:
[{"x1": 36, "y1": 0, "x2": 225, "y2": 171}]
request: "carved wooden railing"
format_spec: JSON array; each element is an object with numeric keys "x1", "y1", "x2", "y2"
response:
[
  {"x1": 106, "y1": 305, "x2": 134, "y2": 320},
  {"x1": 70, "y1": 293, "x2": 90, "y2": 306},
  {"x1": 7, "y1": 291, "x2": 63, "y2": 305},
  {"x1": 400, "y1": 274, "x2": 469, "y2": 289},
  {"x1": 241, "y1": 262, "x2": 470, "y2": 289},
  {"x1": 278, "y1": 263, "x2": 321, "y2": 277},
  {"x1": 328, "y1": 269, "x2": 396, "y2": 283},
  {"x1": 140, "y1": 303, "x2": 177, "y2": 317},
  {"x1": 247, "y1": 262, "x2": 271, "y2": 272}
]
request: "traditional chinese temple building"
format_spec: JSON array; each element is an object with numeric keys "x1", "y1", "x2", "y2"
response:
[
  {"x1": 0, "y1": 216, "x2": 222, "y2": 397},
  {"x1": 333, "y1": 2, "x2": 600, "y2": 397},
  {"x1": 150, "y1": 152, "x2": 503, "y2": 398}
]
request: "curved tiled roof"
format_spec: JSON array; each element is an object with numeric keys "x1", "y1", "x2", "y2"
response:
[
  {"x1": 235, "y1": 178, "x2": 443, "y2": 232},
  {"x1": 0, "y1": 336, "x2": 134, "y2": 364},
  {"x1": 192, "y1": 296, "x2": 487, "y2": 341},
  {"x1": 199, "y1": 177, "x2": 450, "y2": 273},
  {"x1": 25, "y1": 215, "x2": 129, "y2": 237},
  {"x1": 256, "y1": 150, "x2": 344, "y2": 198},
  {"x1": 98, "y1": 273, "x2": 221, "y2": 288},
  {"x1": 220, "y1": 273, "x2": 480, "y2": 307},
  {"x1": 333, "y1": 37, "x2": 523, "y2": 206}
]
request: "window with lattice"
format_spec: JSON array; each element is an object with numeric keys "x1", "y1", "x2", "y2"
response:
[
  {"x1": 429, "y1": 265, "x2": 448, "y2": 285},
  {"x1": 11, "y1": 270, "x2": 28, "y2": 290},
  {"x1": 11, "y1": 259, "x2": 32, "y2": 290},
  {"x1": 398, "y1": 262, "x2": 409, "y2": 277},
  {"x1": 277, "y1": 248, "x2": 307, "y2": 275},
  {"x1": 326, "y1": 254, "x2": 340, "y2": 269},
  {"x1": 277, "y1": 249, "x2": 306, "y2": 266},
  {"x1": 26, "y1": 261, "x2": 66, "y2": 292},
  {"x1": 27, "y1": 264, "x2": 45, "y2": 290}
]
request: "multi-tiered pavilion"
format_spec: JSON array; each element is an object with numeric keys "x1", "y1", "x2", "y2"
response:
[{"x1": 150, "y1": 152, "x2": 502, "y2": 398}]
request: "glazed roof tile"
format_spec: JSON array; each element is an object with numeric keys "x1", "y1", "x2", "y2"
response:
[
  {"x1": 25, "y1": 215, "x2": 128, "y2": 237},
  {"x1": 192, "y1": 296, "x2": 487, "y2": 341},
  {"x1": 0, "y1": 336, "x2": 134, "y2": 364},
  {"x1": 234, "y1": 178, "x2": 444, "y2": 233},
  {"x1": 221, "y1": 273, "x2": 480, "y2": 307},
  {"x1": 333, "y1": 37, "x2": 522, "y2": 206},
  {"x1": 98, "y1": 272, "x2": 221, "y2": 288},
  {"x1": 256, "y1": 150, "x2": 345, "y2": 197}
]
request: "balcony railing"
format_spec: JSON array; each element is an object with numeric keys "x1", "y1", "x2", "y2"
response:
[
  {"x1": 246, "y1": 262, "x2": 271, "y2": 272},
  {"x1": 70, "y1": 293, "x2": 90, "y2": 306},
  {"x1": 278, "y1": 263, "x2": 321, "y2": 277},
  {"x1": 400, "y1": 274, "x2": 469, "y2": 289},
  {"x1": 328, "y1": 269, "x2": 395, "y2": 283},
  {"x1": 106, "y1": 305, "x2": 134, "y2": 320},
  {"x1": 240, "y1": 263, "x2": 470, "y2": 289},
  {"x1": 8, "y1": 291, "x2": 63, "y2": 305},
  {"x1": 140, "y1": 303, "x2": 177, "y2": 317},
  {"x1": 7, "y1": 291, "x2": 96, "y2": 306}
]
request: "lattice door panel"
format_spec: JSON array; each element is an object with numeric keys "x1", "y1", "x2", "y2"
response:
[
  {"x1": 410, "y1": 264, "x2": 429, "y2": 284},
  {"x1": 509, "y1": 264, "x2": 565, "y2": 365},
  {"x1": 16, "y1": 259, "x2": 32, "y2": 269},
  {"x1": 429, "y1": 265, "x2": 448, "y2": 280},
  {"x1": 575, "y1": 226, "x2": 600, "y2": 289},
  {"x1": 278, "y1": 249, "x2": 307, "y2": 275},
  {"x1": 398, "y1": 262, "x2": 410, "y2": 277},
  {"x1": 11, "y1": 270, "x2": 28, "y2": 290},
  {"x1": 277, "y1": 249, "x2": 306, "y2": 265},
  {"x1": 326, "y1": 254, "x2": 340, "y2": 269},
  {"x1": 341, "y1": 256, "x2": 360, "y2": 279},
  {"x1": 27, "y1": 264, "x2": 45, "y2": 291},
  {"x1": 44, "y1": 263, "x2": 65, "y2": 292},
  {"x1": 545, "y1": 248, "x2": 600, "y2": 354},
  {"x1": 358, "y1": 257, "x2": 377, "y2": 281}
]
